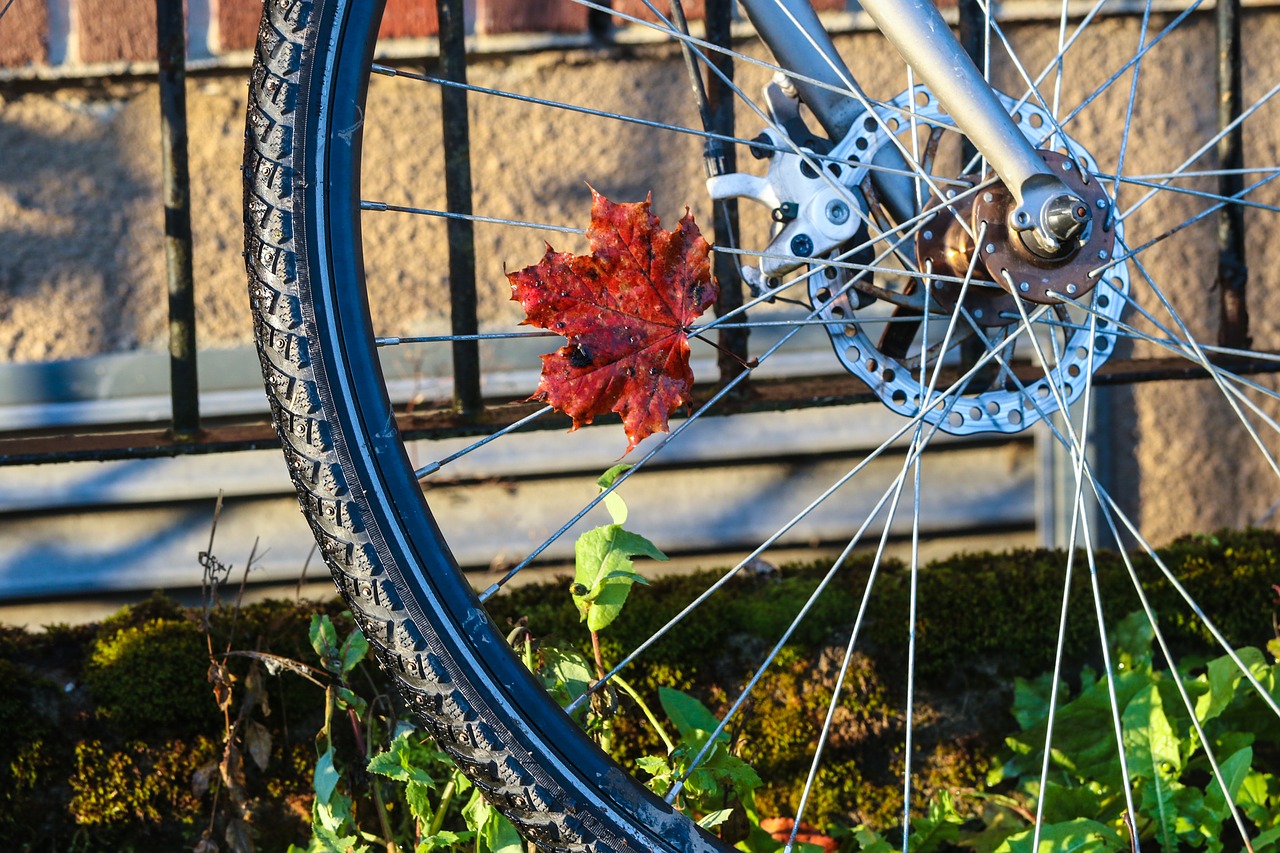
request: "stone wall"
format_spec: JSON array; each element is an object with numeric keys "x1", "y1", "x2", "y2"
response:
[{"x1": 1, "y1": 0, "x2": 1279, "y2": 549}]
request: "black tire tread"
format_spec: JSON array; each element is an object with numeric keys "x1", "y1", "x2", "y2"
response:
[{"x1": 241, "y1": 2, "x2": 635, "y2": 850}]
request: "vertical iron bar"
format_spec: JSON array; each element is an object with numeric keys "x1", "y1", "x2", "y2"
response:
[
  {"x1": 956, "y1": 0, "x2": 983, "y2": 170},
  {"x1": 704, "y1": 0, "x2": 748, "y2": 387},
  {"x1": 955, "y1": 0, "x2": 992, "y2": 381},
  {"x1": 1216, "y1": 0, "x2": 1249, "y2": 348},
  {"x1": 156, "y1": 0, "x2": 199, "y2": 437},
  {"x1": 436, "y1": 0, "x2": 483, "y2": 414},
  {"x1": 588, "y1": 0, "x2": 613, "y2": 41}
]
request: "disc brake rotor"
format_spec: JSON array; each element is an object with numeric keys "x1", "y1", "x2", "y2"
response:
[{"x1": 808, "y1": 87, "x2": 1130, "y2": 436}]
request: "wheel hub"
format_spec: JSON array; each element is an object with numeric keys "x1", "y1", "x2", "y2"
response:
[
  {"x1": 914, "y1": 179, "x2": 1019, "y2": 328},
  {"x1": 970, "y1": 150, "x2": 1114, "y2": 305}
]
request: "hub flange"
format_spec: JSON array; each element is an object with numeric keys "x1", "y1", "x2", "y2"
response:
[{"x1": 973, "y1": 150, "x2": 1114, "y2": 305}]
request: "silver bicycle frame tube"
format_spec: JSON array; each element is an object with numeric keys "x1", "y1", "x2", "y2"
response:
[{"x1": 737, "y1": 0, "x2": 1076, "y2": 236}]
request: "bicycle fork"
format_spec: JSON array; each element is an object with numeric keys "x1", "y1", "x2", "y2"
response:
[{"x1": 737, "y1": 0, "x2": 1092, "y2": 251}]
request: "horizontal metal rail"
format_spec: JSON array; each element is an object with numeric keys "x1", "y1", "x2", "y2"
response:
[{"x1": 3, "y1": 355, "x2": 1278, "y2": 466}]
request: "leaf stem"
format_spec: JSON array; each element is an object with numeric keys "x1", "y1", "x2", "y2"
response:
[
  {"x1": 430, "y1": 777, "x2": 457, "y2": 838},
  {"x1": 590, "y1": 630, "x2": 607, "y2": 681},
  {"x1": 688, "y1": 330, "x2": 757, "y2": 371},
  {"x1": 612, "y1": 675, "x2": 676, "y2": 753}
]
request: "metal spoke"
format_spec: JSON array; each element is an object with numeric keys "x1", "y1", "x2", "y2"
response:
[
  {"x1": 1117, "y1": 81, "x2": 1280, "y2": 222},
  {"x1": 1050, "y1": 0, "x2": 1071, "y2": 121},
  {"x1": 1052, "y1": 297, "x2": 1280, "y2": 411},
  {"x1": 361, "y1": 200, "x2": 584, "y2": 235},
  {"x1": 1007, "y1": 293, "x2": 1141, "y2": 845},
  {"x1": 377, "y1": 331, "x2": 556, "y2": 346},
  {"x1": 1107, "y1": 0, "x2": 1155, "y2": 221},
  {"x1": 1040, "y1": 411, "x2": 1277, "y2": 853},
  {"x1": 1103, "y1": 167, "x2": 1280, "y2": 182},
  {"x1": 732, "y1": 235, "x2": 990, "y2": 833},
  {"x1": 1103, "y1": 176, "x2": 1280, "y2": 215},
  {"x1": 1056, "y1": 0, "x2": 1206, "y2": 133},
  {"x1": 1099, "y1": 169, "x2": 1280, "y2": 275},
  {"x1": 784, "y1": 449, "x2": 911, "y2": 850},
  {"x1": 984, "y1": 346, "x2": 1280, "y2": 737},
  {"x1": 1032, "y1": 308, "x2": 1100, "y2": 847},
  {"x1": 1093, "y1": 500, "x2": 1259, "y2": 848},
  {"x1": 669, "y1": 419, "x2": 930, "y2": 808},
  {"x1": 1121, "y1": 244, "x2": 1280, "y2": 482},
  {"x1": 371, "y1": 66, "x2": 948, "y2": 186},
  {"x1": 1096, "y1": 482, "x2": 1280, "y2": 721},
  {"x1": 414, "y1": 406, "x2": 555, "y2": 479}
]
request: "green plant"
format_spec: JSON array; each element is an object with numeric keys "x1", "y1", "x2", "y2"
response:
[
  {"x1": 976, "y1": 609, "x2": 1280, "y2": 852},
  {"x1": 529, "y1": 466, "x2": 780, "y2": 849},
  {"x1": 281, "y1": 613, "x2": 524, "y2": 853}
]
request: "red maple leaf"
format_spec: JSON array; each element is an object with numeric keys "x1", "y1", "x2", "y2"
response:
[{"x1": 508, "y1": 189, "x2": 717, "y2": 451}]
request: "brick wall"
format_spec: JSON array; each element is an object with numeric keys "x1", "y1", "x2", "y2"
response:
[{"x1": 0, "y1": 0, "x2": 854, "y2": 72}]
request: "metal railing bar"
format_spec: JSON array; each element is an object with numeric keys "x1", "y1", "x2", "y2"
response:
[
  {"x1": 437, "y1": 0, "x2": 483, "y2": 415},
  {"x1": 156, "y1": 0, "x2": 200, "y2": 439}
]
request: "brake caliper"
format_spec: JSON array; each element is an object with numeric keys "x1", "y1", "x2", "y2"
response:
[{"x1": 706, "y1": 79, "x2": 868, "y2": 293}]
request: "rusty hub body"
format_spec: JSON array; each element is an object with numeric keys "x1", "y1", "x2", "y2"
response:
[{"x1": 916, "y1": 150, "x2": 1113, "y2": 311}]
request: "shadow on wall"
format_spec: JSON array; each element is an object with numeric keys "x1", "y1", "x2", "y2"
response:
[{"x1": 0, "y1": 83, "x2": 164, "y2": 366}]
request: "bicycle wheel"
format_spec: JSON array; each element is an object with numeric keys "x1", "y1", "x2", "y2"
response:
[{"x1": 243, "y1": 0, "x2": 1280, "y2": 848}]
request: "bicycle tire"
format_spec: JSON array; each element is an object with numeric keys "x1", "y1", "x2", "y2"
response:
[{"x1": 243, "y1": 1, "x2": 726, "y2": 849}]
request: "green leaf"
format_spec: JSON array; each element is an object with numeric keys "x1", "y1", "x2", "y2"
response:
[
  {"x1": 1111, "y1": 610, "x2": 1155, "y2": 675},
  {"x1": 991, "y1": 818, "x2": 1124, "y2": 852},
  {"x1": 1006, "y1": 668, "x2": 1145, "y2": 789},
  {"x1": 462, "y1": 786, "x2": 523, "y2": 852},
  {"x1": 697, "y1": 808, "x2": 735, "y2": 829},
  {"x1": 1037, "y1": 781, "x2": 1106, "y2": 824},
  {"x1": 406, "y1": 780, "x2": 436, "y2": 828},
  {"x1": 340, "y1": 628, "x2": 369, "y2": 675},
  {"x1": 1196, "y1": 654, "x2": 1246, "y2": 724},
  {"x1": 483, "y1": 811, "x2": 523, "y2": 853},
  {"x1": 416, "y1": 830, "x2": 474, "y2": 852},
  {"x1": 1253, "y1": 825, "x2": 1280, "y2": 853},
  {"x1": 1124, "y1": 683, "x2": 1182, "y2": 777},
  {"x1": 1204, "y1": 746, "x2": 1252, "y2": 820},
  {"x1": 314, "y1": 746, "x2": 341, "y2": 805},
  {"x1": 658, "y1": 687, "x2": 724, "y2": 742},
  {"x1": 572, "y1": 525, "x2": 666, "y2": 633},
  {"x1": 335, "y1": 686, "x2": 368, "y2": 717},
  {"x1": 1123, "y1": 684, "x2": 1182, "y2": 852},
  {"x1": 597, "y1": 463, "x2": 633, "y2": 525},
  {"x1": 1012, "y1": 673, "x2": 1060, "y2": 730},
  {"x1": 539, "y1": 647, "x2": 594, "y2": 708},
  {"x1": 310, "y1": 819, "x2": 368, "y2": 853},
  {"x1": 909, "y1": 791, "x2": 964, "y2": 853},
  {"x1": 1238, "y1": 769, "x2": 1280, "y2": 828},
  {"x1": 853, "y1": 826, "x2": 895, "y2": 853},
  {"x1": 635, "y1": 755, "x2": 671, "y2": 777},
  {"x1": 310, "y1": 614, "x2": 340, "y2": 673}
]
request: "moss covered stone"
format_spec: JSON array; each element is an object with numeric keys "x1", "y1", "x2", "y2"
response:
[
  {"x1": 84, "y1": 618, "x2": 217, "y2": 738},
  {"x1": 69, "y1": 737, "x2": 217, "y2": 829},
  {"x1": 0, "y1": 529, "x2": 1275, "y2": 847}
]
